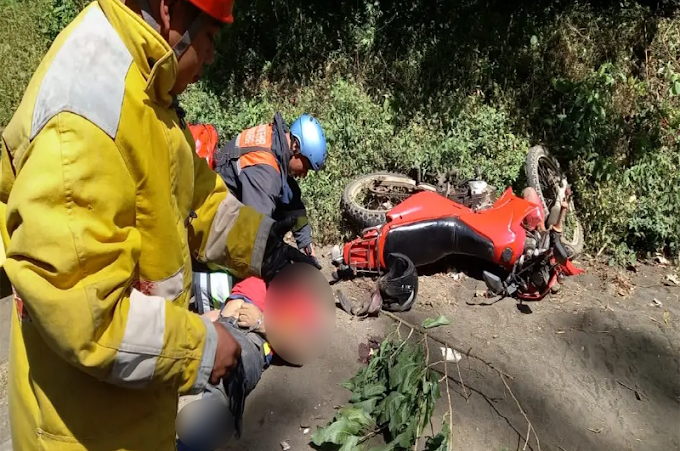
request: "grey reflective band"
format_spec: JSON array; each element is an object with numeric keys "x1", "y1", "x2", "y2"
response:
[
  {"x1": 137, "y1": 0, "x2": 207, "y2": 60},
  {"x1": 137, "y1": 0, "x2": 161, "y2": 32},
  {"x1": 172, "y1": 12, "x2": 208, "y2": 59}
]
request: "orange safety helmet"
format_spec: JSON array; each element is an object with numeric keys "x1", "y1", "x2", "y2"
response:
[
  {"x1": 185, "y1": 0, "x2": 235, "y2": 24},
  {"x1": 189, "y1": 123, "x2": 220, "y2": 169}
]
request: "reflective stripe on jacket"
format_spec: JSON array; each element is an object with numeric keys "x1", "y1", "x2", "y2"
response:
[{"x1": 0, "y1": 1, "x2": 273, "y2": 449}]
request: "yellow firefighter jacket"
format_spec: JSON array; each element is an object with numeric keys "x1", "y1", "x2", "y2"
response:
[{"x1": 0, "y1": 0, "x2": 274, "y2": 449}]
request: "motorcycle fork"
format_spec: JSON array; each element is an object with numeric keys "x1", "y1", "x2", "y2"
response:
[{"x1": 505, "y1": 254, "x2": 552, "y2": 296}]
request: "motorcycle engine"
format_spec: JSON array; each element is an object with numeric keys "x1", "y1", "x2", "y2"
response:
[
  {"x1": 529, "y1": 263, "x2": 552, "y2": 292},
  {"x1": 468, "y1": 180, "x2": 497, "y2": 212}
]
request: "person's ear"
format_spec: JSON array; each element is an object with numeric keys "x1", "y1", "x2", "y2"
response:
[{"x1": 158, "y1": 0, "x2": 173, "y2": 34}]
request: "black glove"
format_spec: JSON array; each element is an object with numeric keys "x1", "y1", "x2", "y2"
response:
[{"x1": 261, "y1": 216, "x2": 322, "y2": 284}]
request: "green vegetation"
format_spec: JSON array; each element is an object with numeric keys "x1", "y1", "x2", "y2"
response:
[
  {"x1": 0, "y1": 0, "x2": 48, "y2": 127},
  {"x1": 310, "y1": 336, "x2": 449, "y2": 451},
  {"x1": 1, "y1": 0, "x2": 679, "y2": 264}
]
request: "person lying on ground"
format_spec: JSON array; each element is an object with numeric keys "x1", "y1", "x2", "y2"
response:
[
  {"x1": 178, "y1": 276, "x2": 269, "y2": 451},
  {"x1": 179, "y1": 274, "x2": 328, "y2": 450}
]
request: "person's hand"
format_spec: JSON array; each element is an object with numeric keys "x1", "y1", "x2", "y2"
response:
[
  {"x1": 261, "y1": 216, "x2": 322, "y2": 283},
  {"x1": 221, "y1": 299, "x2": 244, "y2": 319},
  {"x1": 303, "y1": 244, "x2": 322, "y2": 270},
  {"x1": 303, "y1": 243, "x2": 316, "y2": 257},
  {"x1": 210, "y1": 322, "x2": 241, "y2": 385},
  {"x1": 202, "y1": 309, "x2": 221, "y2": 323},
  {"x1": 237, "y1": 303, "x2": 265, "y2": 334}
]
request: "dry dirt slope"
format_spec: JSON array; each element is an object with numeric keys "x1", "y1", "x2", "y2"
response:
[{"x1": 323, "y1": 254, "x2": 680, "y2": 451}]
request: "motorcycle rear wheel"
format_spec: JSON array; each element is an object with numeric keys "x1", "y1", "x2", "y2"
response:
[
  {"x1": 525, "y1": 145, "x2": 585, "y2": 259},
  {"x1": 341, "y1": 172, "x2": 418, "y2": 229}
]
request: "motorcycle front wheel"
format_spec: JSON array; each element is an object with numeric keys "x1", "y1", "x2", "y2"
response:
[
  {"x1": 525, "y1": 145, "x2": 585, "y2": 259},
  {"x1": 341, "y1": 172, "x2": 419, "y2": 230}
]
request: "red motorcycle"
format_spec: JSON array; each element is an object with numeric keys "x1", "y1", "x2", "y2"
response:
[{"x1": 331, "y1": 146, "x2": 585, "y2": 302}]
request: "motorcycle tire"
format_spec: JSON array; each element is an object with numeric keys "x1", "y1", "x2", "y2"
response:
[
  {"x1": 525, "y1": 145, "x2": 585, "y2": 259},
  {"x1": 341, "y1": 172, "x2": 418, "y2": 230}
]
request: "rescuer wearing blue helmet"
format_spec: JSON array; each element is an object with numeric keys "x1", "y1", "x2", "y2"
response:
[{"x1": 206, "y1": 112, "x2": 327, "y2": 267}]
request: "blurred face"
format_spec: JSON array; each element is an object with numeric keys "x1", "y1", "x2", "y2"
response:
[
  {"x1": 263, "y1": 263, "x2": 335, "y2": 366},
  {"x1": 155, "y1": 0, "x2": 222, "y2": 95}
]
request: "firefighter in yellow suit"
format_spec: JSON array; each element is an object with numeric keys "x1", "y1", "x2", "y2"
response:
[{"x1": 0, "y1": 0, "x2": 318, "y2": 450}]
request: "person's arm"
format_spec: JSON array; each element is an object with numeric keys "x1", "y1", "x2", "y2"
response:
[
  {"x1": 2, "y1": 114, "x2": 222, "y2": 395},
  {"x1": 283, "y1": 177, "x2": 313, "y2": 251},
  {"x1": 294, "y1": 223, "x2": 314, "y2": 254},
  {"x1": 188, "y1": 153, "x2": 276, "y2": 280}
]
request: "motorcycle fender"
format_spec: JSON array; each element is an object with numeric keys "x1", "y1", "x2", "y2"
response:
[{"x1": 561, "y1": 259, "x2": 585, "y2": 276}]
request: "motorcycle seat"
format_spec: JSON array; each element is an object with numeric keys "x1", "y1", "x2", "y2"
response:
[{"x1": 382, "y1": 217, "x2": 494, "y2": 268}]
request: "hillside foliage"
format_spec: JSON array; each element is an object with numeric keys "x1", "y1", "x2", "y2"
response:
[{"x1": 1, "y1": 0, "x2": 679, "y2": 263}]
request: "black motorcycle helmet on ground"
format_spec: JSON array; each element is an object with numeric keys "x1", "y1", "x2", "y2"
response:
[{"x1": 377, "y1": 253, "x2": 419, "y2": 312}]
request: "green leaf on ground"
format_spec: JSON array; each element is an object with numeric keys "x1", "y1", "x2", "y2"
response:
[
  {"x1": 362, "y1": 383, "x2": 387, "y2": 399},
  {"x1": 424, "y1": 422, "x2": 450, "y2": 451},
  {"x1": 422, "y1": 315, "x2": 452, "y2": 329},
  {"x1": 310, "y1": 417, "x2": 359, "y2": 446},
  {"x1": 338, "y1": 434, "x2": 362, "y2": 451},
  {"x1": 352, "y1": 397, "x2": 379, "y2": 415},
  {"x1": 312, "y1": 337, "x2": 448, "y2": 451},
  {"x1": 367, "y1": 443, "x2": 396, "y2": 451},
  {"x1": 338, "y1": 407, "x2": 375, "y2": 430},
  {"x1": 311, "y1": 408, "x2": 374, "y2": 446},
  {"x1": 672, "y1": 81, "x2": 680, "y2": 96}
]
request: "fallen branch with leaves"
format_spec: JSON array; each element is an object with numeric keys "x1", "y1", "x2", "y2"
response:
[
  {"x1": 381, "y1": 310, "x2": 542, "y2": 451},
  {"x1": 312, "y1": 307, "x2": 542, "y2": 451},
  {"x1": 310, "y1": 329, "x2": 450, "y2": 451}
]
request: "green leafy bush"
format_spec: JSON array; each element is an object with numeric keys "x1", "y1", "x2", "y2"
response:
[
  {"x1": 40, "y1": 0, "x2": 89, "y2": 42},
  {"x1": 181, "y1": 77, "x2": 529, "y2": 244},
  {"x1": 2, "y1": 0, "x2": 679, "y2": 262}
]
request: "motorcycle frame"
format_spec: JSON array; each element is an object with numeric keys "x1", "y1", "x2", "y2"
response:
[{"x1": 339, "y1": 188, "x2": 583, "y2": 301}]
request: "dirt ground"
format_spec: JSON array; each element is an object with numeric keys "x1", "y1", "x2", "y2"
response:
[
  {"x1": 2, "y1": 247, "x2": 679, "y2": 451},
  {"x1": 215, "y1": 247, "x2": 680, "y2": 451}
]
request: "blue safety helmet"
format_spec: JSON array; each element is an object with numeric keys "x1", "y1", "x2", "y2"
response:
[{"x1": 289, "y1": 114, "x2": 327, "y2": 171}]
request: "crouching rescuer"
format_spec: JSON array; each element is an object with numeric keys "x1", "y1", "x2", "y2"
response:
[
  {"x1": 214, "y1": 112, "x2": 327, "y2": 262},
  {"x1": 188, "y1": 112, "x2": 328, "y2": 313},
  {"x1": 0, "y1": 0, "x2": 318, "y2": 450}
]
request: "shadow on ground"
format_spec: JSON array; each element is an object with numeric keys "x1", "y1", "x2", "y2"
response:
[{"x1": 393, "y1": 278, "x2": 680, "y2": 451}]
